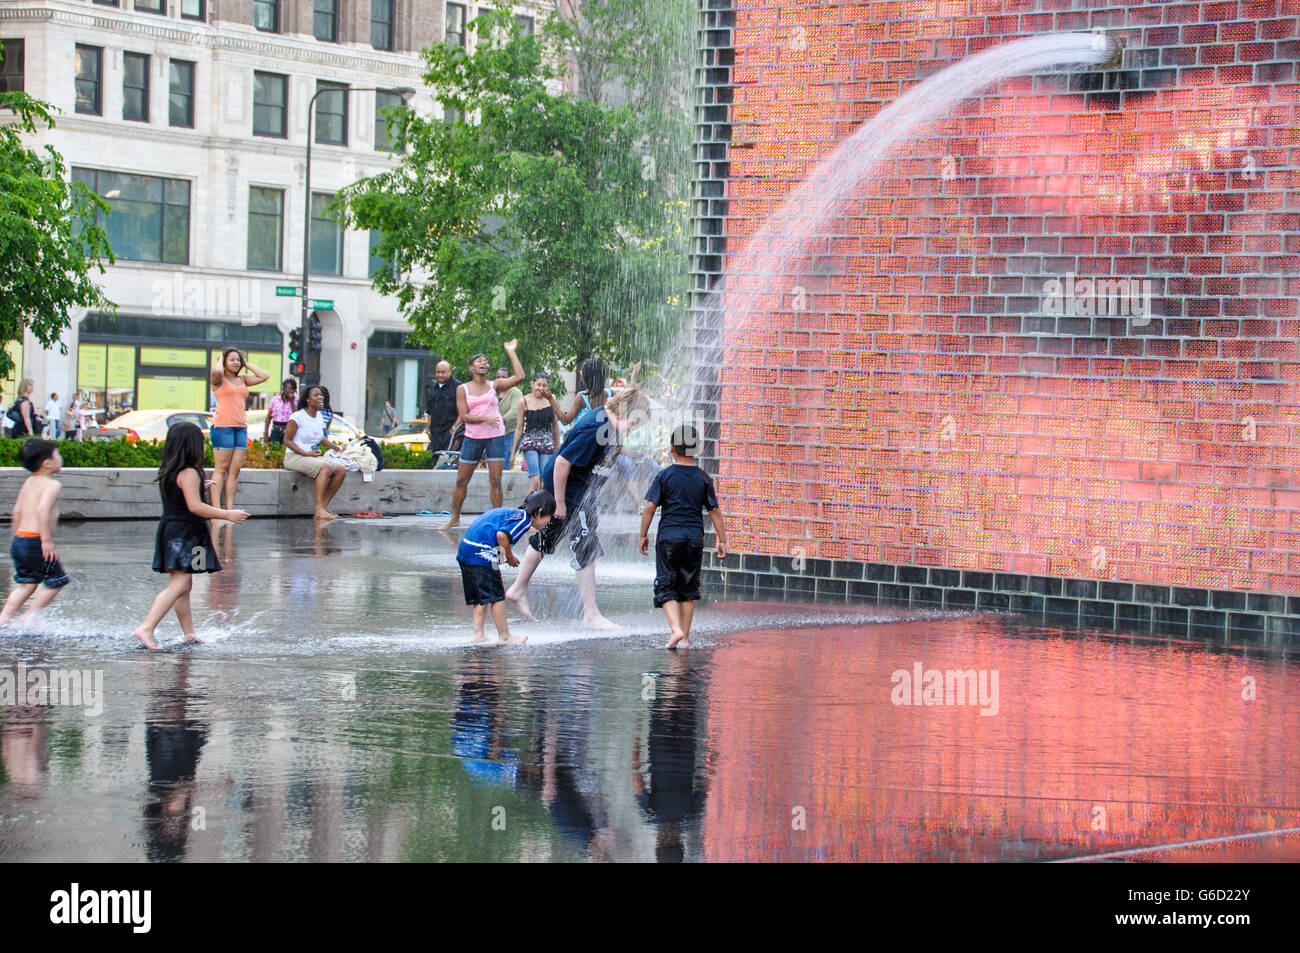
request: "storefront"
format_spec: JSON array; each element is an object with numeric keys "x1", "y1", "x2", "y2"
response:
[
  {"x1": 365, "y1": 330, "x2": 432, "y2": 434},
  {"x1": 77, "y1": 313, "x2": 283, "y2": 417}
]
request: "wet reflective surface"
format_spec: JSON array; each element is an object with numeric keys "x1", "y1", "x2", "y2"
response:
[{"x1": 1, "y1": 518, "x2": 1296, "y2": 862}]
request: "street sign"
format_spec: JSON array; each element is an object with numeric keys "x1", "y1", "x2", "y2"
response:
[
  {"x1": 309, "y1": 299, "x2": 334, "y2": 310},
  {"x1": 275, "y1": 286, "x2": 301, "y2": 297}
]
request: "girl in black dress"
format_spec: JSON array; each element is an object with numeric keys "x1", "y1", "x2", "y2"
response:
[{"x1": 133, "y1": 422, "x2": 250, "y2": 651}]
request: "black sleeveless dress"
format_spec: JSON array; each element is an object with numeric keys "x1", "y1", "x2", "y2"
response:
[{"x1": 152, "y1": 466, "x2": 220, "y2": 574}]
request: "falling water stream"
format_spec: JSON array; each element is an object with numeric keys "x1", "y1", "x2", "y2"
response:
[{"x1": 699, "y1": 32, "x2": 1120, "y2": 333}]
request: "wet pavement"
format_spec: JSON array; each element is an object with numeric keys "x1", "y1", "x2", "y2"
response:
[{"x1": 0, "y1": 517, "x2": 1296, "y2": 862}]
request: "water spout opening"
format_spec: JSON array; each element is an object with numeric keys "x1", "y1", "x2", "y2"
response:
[{"x1": 1093, "y1": 32, "x2": 1126, "y2": 72}]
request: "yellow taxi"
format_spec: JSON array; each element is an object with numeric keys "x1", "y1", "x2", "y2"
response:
[{"x1": 377, "y1": 419, "x2": 430, "y2": 453}]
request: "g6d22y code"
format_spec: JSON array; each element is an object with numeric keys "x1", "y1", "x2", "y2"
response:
[{"x1": 1198, "y1": 890, "x2": 1249, "y2": 901}]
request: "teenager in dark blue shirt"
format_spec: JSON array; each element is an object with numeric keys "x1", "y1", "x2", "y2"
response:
[
  {"x1": 457, "y1": 489, "x2": 555, "y2": 644},
  {"x1": 639, "y1": 424, "x2": 729, "y2": 649},
  {"x1": 507, "y1": 387, "x2": 650, "y2": 628}
]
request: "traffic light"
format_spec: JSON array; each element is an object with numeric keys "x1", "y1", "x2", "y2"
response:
[
  {"x1": 288, "y1": 327, "x2": 302, "y2": 362},
  {"x1": 308, "y1": 313, "x2": 323, "y2": 352},
  {"x1": 291, "y1": 361, "x2": 306, "y2": 376}
]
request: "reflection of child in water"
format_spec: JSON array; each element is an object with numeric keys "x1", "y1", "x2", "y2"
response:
[
  {"x1": 143, "y1": 657, "x2": 208, "y2": 862},
  {"x1": 0, "y1": 705, "x2": 49, "y2": 796},
  {"x1": 515, "y1": 663, "x2": 617, "y2": 860},
  {"x1": 633, "y1": 654, "x2": 708, "y2": 863},
  {"x1": 451, "y1": 654, "x2": 519, "y2": 787}
]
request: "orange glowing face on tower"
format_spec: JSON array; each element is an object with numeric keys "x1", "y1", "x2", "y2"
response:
[{"x1": 716, "y1": 0, "x2": 1300, "y2": 593}]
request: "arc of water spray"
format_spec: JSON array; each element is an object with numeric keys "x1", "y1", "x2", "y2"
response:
[{"x1": 699, "y1": 31, "x2": 1122, "y2": 335}]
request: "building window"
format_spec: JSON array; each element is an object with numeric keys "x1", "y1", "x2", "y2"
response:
[
  {"x1": 253, "y1": 72, "x2": 287, "y2": 138},
  {"x1": 442, "y1": 103, "x2": 463, "y2": 125},
  {"x1": 515, "y1": 14, "x2": 534, "y2": 36},
  {"x1": 169, "y1": 60, "x2": 195, "y2": 128},
  {"x1": 315, "y1": 80, "x2": 348, "y2": 146},
  {"x1": 0, "y1": 39, "x2": 23, "y2": 93},
  {"x1": 369, "y1": 230, "x2": 397, "y2": 278},
  {"x1": 123, "y1": 52, "x2": 150, "y2": 123},
  {"x1": 247, "y1": 187, "x2": 284, "y2": 272},
  {"x1": 253, "y1": 0, "x2": 279, "y2": 33},
  {"x1": 309, "y1": 192, "x2": 342, "y2": 276},
  {"x1": 314, "y1": 0, "x2": 338, "y2": 43},
  {"x1": 371, "y1": 0, "x2": 394, "y2": 51},
  {"x1": 92, "y1": 0, "x2": 120, "y2": 6},
  {"x1": 374, "y1": 89, "x2": 405, "y2": 151},
  {"x1": 134, "y1": 0, "x2": 164, "y2": 13},
  {"x1": 75, "y1": 45, "x2": 103, "y2": 116},
  {"x1": 365, "y1": 330, "x2": 428, "y2": 434},
  {"x1": 181, "y1": 0, "x2": 204, "y2": 20},
  {"x1": 446, "y1": 3, "x2": 466, "y2": 48},
  {"x1": 72, "y1": 168, "x2": 191, "y2": 265}
]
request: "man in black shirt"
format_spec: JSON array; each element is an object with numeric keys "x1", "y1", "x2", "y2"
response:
[{"x1": 425, "y1": 360, "x2": 461, "y2": 454}]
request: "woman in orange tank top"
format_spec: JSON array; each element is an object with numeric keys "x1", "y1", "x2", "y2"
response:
[{"x1": 209, "y1": 348, "x2": 269, "y2": 512}]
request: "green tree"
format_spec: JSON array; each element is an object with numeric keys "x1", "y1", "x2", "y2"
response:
[
  {"x1": 340, "y1": 5, "x2": 690, "y2": 378},
  {"x1": 0, "y1": 76, "x2": 115, "y2": 377}
]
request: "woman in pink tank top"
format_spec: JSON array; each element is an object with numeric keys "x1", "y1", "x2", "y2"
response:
[{"x1": 442, "y1": 339, "x2": 525, "y2": 528}]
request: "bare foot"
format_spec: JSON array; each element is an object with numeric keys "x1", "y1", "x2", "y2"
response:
[
  {"x1": 470, "y1": 631, "x2": 489, "y2": 643},
  {"x1": 505, "y1": 587, "x2": 536, "y2": 621},
  {"x1": 440, "y1": 518, "x2": 460, "y2": 531},
  {"x1": 666, "y1": 629, "x2": 688, "y2": 650},
  {"x1": 182, "y1": 634, "x2": 205, "y2": 645},
  {"x1": 134, "y1": 628, "x2": 162, "y2": 651},
  {"x1": 315, "y1": 509, "x2": 339, "y2": 522},
  {"x1": 499, "y1": 632, "x2": 528, "y2": 645},
  {"x1": 582, "y1": 614, "x2": 620, "y2": 631}
]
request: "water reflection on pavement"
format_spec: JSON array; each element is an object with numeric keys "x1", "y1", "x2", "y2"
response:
[{"x1": 0, "y1": 518, "x2": 1296, "y2": 862}]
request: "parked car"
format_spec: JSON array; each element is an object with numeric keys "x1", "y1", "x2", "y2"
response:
[
  {"x1": 103, "y1": 410, "x2": 212, "y2": 443},
  {"x1": 246, "y1": 408, "x2": 360, "y2": 444},
  {"x1": 377, "y1": 419, "x2": 430, "y2": 453}
]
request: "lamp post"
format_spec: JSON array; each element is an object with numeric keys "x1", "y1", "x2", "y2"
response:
[{"x1": 301, "y1": 84, "x2": 415, "y2": 387}]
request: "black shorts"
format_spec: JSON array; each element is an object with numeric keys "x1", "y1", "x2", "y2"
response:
[
  {"x1": 458, "y1": 560, "x2": 505, "y2": 606},
  {"x1": 10, "y1": 535, "x2": 70, "y2": 589},
  {"x1": 528, "y1": 500, "x2": 604, "y2": 570},
  {"x1": 653, "y1": 538, "x2": 703, "y2": 607}
]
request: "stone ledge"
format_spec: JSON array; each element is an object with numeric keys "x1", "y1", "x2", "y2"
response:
[{"x1": 0, "y1": 467, "x2": 536, "y2": 520}]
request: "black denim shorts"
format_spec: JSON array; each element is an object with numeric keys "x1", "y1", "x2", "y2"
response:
[{"x1": 10, "y1": 535, "x2": 70, "y2": 588}]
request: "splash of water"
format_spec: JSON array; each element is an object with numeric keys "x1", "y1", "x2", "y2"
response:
[{"x1": 677, "y1": 31, "x2": 1121, "y2": 403}]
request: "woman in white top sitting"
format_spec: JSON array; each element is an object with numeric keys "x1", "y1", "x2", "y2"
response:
[{"x1": 282, "y1": 384, "x2": 348, "y2": 521}]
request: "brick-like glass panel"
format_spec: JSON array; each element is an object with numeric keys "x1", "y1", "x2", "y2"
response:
[{"x1": 710, "y1": 0, "x2": 1300, "y2": 597}]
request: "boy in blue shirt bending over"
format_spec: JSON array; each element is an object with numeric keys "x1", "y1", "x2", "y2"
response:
[
  {"x1": 458, "y1": 489, "x2": 555, "y2": 644},
  {"x1": 638, "y1": 425, "x2": 729, "y2": 649}
]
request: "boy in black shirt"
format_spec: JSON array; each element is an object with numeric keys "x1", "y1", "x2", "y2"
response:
[{"x1": 638, "y1": 424, "x2": 729, "y2": 649}]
